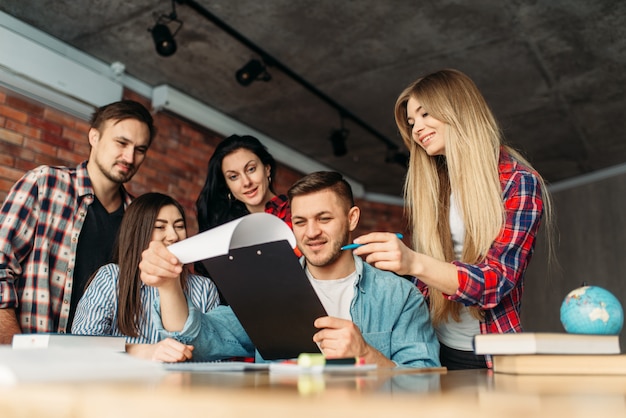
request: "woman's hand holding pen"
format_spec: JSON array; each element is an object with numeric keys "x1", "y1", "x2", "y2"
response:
[
  {"x1": 351, "y1": 232, "x2": 417, "y2": 277},
  {"x1": 354, "y1": 232, "x2": 460, "y2": 295}
]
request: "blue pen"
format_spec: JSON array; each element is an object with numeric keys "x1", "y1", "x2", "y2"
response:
[{"x1": 341, "y1": 233, "x2": 404, "y2": 250}]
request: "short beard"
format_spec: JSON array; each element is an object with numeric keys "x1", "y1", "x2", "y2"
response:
[
  {"x1": 97, "y1": 160, "x2": 135, "y2": 184},
  {"x1": 304, "y1": 228, "x2": 350, "y2": 268}
]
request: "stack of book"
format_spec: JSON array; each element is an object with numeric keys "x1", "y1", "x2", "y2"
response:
[{"x1": 473, "y1": 332, "x2": 623, "y2": 375}]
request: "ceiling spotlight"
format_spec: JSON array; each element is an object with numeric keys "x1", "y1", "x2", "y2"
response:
[
  {"x1": 149, "y1": 1, "x2": 183, "y2": 57},
  {"x1": 330, "y1": 128, "x2": 349, "y2": 157},
  {"x1": 151, "y1": 23, "x2": 177, "y2": 56},
  {"x1": 236, "y1": 59, "x2": 272, "y2": 86}
]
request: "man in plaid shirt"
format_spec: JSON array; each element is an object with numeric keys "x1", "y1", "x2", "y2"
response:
[{"x1": 0, "y1": 100, "x2": 156, "y2": 343}]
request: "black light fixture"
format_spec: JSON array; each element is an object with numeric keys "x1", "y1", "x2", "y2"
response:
[
  {"x1": 149, "y1": 0, "x2": 183, "y2": 57},
  {"x1": 329, "y1": 115, "x2": 349, "y2": 157},
  {"x1": 235, "y1": 59, "x2": 272, "y2": 86}
]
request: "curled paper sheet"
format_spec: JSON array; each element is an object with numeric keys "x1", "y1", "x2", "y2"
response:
[{"x1": 168, "y1": 212, "x2": 296, "y2": 264}]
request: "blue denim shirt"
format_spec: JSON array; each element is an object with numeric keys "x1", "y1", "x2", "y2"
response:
[{"x1": 154, "y1": 255, "x2": 440, "y2": 368}]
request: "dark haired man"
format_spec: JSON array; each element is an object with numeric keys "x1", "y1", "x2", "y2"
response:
[
  {"x1": 0, "y1": 100, "x2": 156, "y2": 343},
  {"x1": 139, "y1": 171, "x2": 440, "y2": 368}
]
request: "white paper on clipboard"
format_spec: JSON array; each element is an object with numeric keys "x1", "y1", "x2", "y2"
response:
[{"x1": 167, "y1": 212, "x2": 297, "y2": 264}]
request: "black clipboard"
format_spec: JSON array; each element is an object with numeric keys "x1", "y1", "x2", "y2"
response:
[
  {"x1": 201, "y1": 239, "x2": 327, "y2": 360},
  {"x1": 168, "y1": 213, "x2": 327, "y2": 360}
]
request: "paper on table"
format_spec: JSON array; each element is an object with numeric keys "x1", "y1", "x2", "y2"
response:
[
  {"x1": 168, "y1": 212, "x2": 296, "y2": 264},
  {"x1": 163, "y1": 361, "x2": 269, "y2": 372}
]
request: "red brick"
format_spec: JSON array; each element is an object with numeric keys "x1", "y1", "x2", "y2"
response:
[
  {"x1": 41, "y1": 131, "x2": 72, "y2": 149},
  {"x1": 73, "y1": 141, "x2": 91, "y2": 156},
  {"x1": 5, "y1": 119, "x2": 41, "y2": 139},
  {"x1": 0, "y1": 153, "x2": 13, "y2": 166},
  {"x1": 62, "y1": 126, "x2": 86, "y2": 143},
  {"x1": 28, "y1": 116, "x2": 63, "y2": 136},
  {"x1": 0, "y1": 166, "x2": 26, "y2": 182},
  {"x1": 0, "y1": 90, "x2": 6, "y2": 104},
  {"x1": 153, "y1": 114, "x2": 180, "y2": 141},
  {"x1": 33, "y1": 153, "x2": 67, "y2": 167},
  {"x1": 56, "y1": 149, "x2": 84, "y2": 166},
  {"x1": 134, "y1": 165, "x2": 158, "y2": 181},
  {"x1": 43, "y1": 108, "x2": 79, "y2": 129},
  {"x1": 180, "y1": 124, "x2": 205, "y2": 143},
  {"x1": 177, "y1": 178, "x2": 201, "y2": 196},
  {"x1": 15, "y1": 160, "x2": 39, "y2": 172},
  {"x1": 0, "y1": 179, "x2": 15, "y2": 196},
  {"x1": 0, "y1": 128, "x2": 24, "y2": 146},
  {"x1": 5, "y1": 95, "x2": 45, "y2": 117},
  {"x1": 153, "y1": 134, "x2": 178, "y2": 152},
  {"x1": 2, "y1": 142, "x2": 36, "y2": 162},
  {"x1": 75, "y1": 120, "x2": 90, "y2": 133},
  {"x1": 0, "y1": 105, "x2": 28, "y2": 124},
  {"x1": 24, "y1": 137, "x2": 57, "y2": 156}
]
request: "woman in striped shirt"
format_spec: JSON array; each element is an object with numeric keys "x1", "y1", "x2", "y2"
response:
[{"x1": 72, "y1": 192, "x2": 220, "y2": 361}]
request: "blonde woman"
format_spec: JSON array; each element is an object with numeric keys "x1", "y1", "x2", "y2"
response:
[{"x1": 353, "y1": 69, "x2": 552, "y2": 370}]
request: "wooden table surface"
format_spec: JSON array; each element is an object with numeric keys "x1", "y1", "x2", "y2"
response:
[{"x1": 2, "y1": 367, "x2": 626, "y2": 418}]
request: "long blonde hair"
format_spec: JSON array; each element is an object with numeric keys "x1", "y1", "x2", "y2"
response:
[{"x1": 394, "y1": 69, "x2": 552, "y2": 325}]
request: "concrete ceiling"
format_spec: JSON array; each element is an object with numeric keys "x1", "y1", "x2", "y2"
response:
[{"x1": 1, "y1": 0, "x2": 624, "y2": 197}]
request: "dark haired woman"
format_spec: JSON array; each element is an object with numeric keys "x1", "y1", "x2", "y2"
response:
[{"x1": 196, "y1": 134, "x2": 291, "y2": 230}]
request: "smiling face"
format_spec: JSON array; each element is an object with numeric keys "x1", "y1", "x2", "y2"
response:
[
  {"x1": 290, "y1": 189, "x2": 359, "y2": 279},
  {"x1": 406, "y1": 97, "x2": 447, "y2": 156},
  {"x1": 88, "y1": 118, "x2": 151, "y2": 184},
  {"x1": 221, "y1": 148, "x2": 275, "y2": 213},
  {"x1": 151, "y1": 204, "x2": 187, "y2": 246}
]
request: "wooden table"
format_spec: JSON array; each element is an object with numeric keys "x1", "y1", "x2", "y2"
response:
[{"x1": 2, "y1": 367, "x2": 626, "y2": 417}]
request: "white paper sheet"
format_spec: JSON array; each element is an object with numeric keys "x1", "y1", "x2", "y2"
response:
[{"x1": 168, "y1": 212, "x2": 296, "y2": 264}]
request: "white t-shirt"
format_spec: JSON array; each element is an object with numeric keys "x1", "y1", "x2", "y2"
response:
[
  {"x1": 306, "y1": 268, "x2": 356, "y2": 320},
  {"x1": 435, "y1": 193, "x2": 480, "y2": 351}
]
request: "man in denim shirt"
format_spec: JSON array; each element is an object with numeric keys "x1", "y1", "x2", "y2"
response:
[{"x1": 140, "y1": 171, "x2": 440, "y2": 368}]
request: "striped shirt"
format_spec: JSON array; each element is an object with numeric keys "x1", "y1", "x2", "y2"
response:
[
  {"x1": 71, "y1": 263, "x2": 220, "y2": 343},
  {"x1": 0, "y1": 161, "x2": 133, "y2": 333},
  {"x1": 417, "y1": 148, "x2": 544, "y2": 336}
]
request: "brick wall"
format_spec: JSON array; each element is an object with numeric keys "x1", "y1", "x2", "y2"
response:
[{"x1": 0, "y1": 87, "x2": 406, "y2": 238}]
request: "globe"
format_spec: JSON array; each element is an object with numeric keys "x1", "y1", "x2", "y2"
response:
[{"x1": 560, "y1": 285, "x2": 624, "y2": 335}]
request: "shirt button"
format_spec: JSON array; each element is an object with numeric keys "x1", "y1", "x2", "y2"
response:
[{"x1": 63, "y1": 300, "x2": 69, "y2": 304}]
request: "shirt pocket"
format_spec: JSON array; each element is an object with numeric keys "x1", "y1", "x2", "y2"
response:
[{"x1": 362, "y1": 331, "x2": 391, "y2": 357}]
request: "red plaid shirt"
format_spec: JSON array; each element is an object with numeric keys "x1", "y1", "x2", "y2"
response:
[
  {"x1": 0, "y1": 161, "x2": 132, "y2": 333},
  {"x1": 265, "y1": 194, "x2": 291, "y2": 226},
  {"x1": 266, "y1": 194, "x2": 301, "y2": 256},
  {"x1": 417, "y1": 149, "x2": 544, "y2": 336}
]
